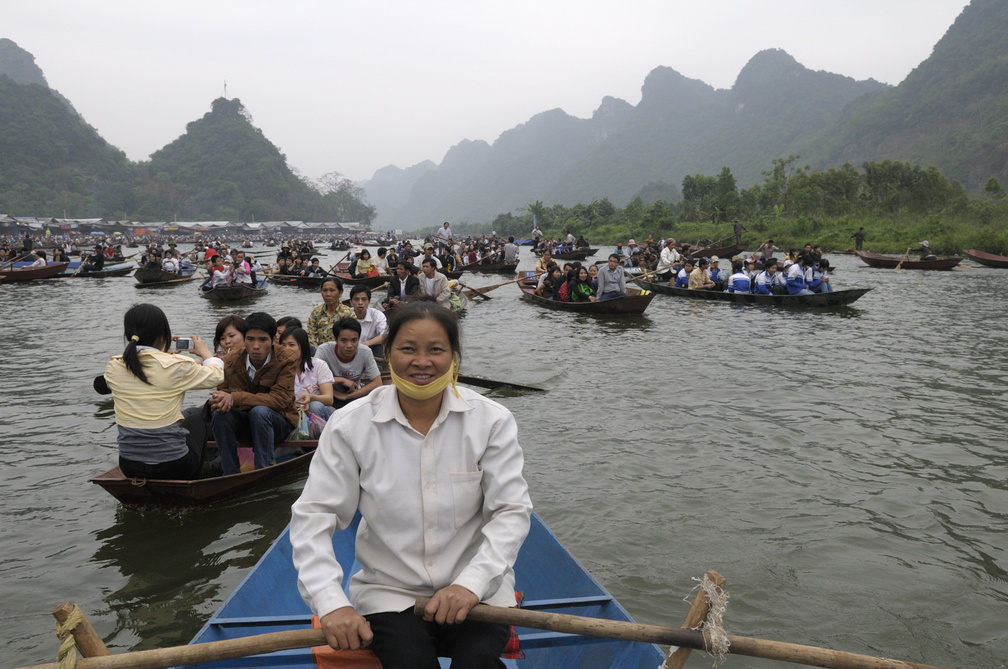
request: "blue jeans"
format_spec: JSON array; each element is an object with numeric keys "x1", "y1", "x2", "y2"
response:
[
  {"x1": 598, "y1": 290, "x2": 627, "y2": 300},
  {"x1": 308, "y1": 400, "x2": 335, "y2": 419},
  {"x1": 212, "y1": 406, "x2": 291, "y2": 475}
]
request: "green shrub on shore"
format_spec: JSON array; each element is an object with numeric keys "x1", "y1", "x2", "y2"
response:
[{"x1": 460, "y1": 158, "x2": 1008, "y2": 256}]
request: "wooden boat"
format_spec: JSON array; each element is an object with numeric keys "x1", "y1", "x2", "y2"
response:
[
  {"x1": 438, "y1": 268, "x2": 464, "y2": 280},
  {"x1": 134, "y1": 265, "x2": 198, "y2": 285},
  {"x1": 467, "y1": 260, "x2": 519, "y2": 274},
  {"x1": 268, "y1": 274, "x2": 330, "y2": 288},
  {"x1": 634, "y1": 278, "x2": 870, "y2": 307},
  {"x1": 184, "y1": 511, "x2": 664, "y2": 668},
  {"x1": 200, "y1": 278, "x2": 269, "y2": 302},
  {"x1": 518, "y1": 279, "x2": 656, "y2": 315},
  {"x1": 538, "y1": 248, "x2": 597, "y2": 261},
  {"x1": 854, "y1": 250, "x2": 961, "y2": 270},
  {"x1": 65, "y1": 262, "x2": 136, "y2": 278},
  {"x1": 687, "y1": 243, "x2": 747, "y2": 259},
  {"x1": 89, "y1": 440, "x2": 316, "y2": 508},
  {"x1": 0, "y1": 261, "x2": 70, "y2": 282},
  {"x1": 337, "y1": 273, "x2": 389, "y2": 288},
  {"x1": 963, "y1": 249, "x2": 1008, "y2": 268}
]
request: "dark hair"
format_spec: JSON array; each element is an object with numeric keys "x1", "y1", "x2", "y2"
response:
[
  {"x1": 349, "y1": 284, "x2": 372, "y2": 300},
  {"x1": 321, "y1": 276, "x2": 344, "y2": 292},
  {"x1": 383, "y1": 302, "x2": 461, "y2": 365},
  {"x1": 360, "y1": 249, "x2": 371, "y2": 259},
  {"x1": 244, "y1": 312, "x2": 277, "y2": 339},
  {"x1": 608, "y1": 253, "x2": 621, "y2": 261},
  {"x1": 377, "y1": 247, "x2": 387, "y2": 256},
  {"x1": 279, "y1": 327, "x2": 312, "y2": 375},
  {"x1": 214, "y1": 315, "x2": 246, "y2": 351},
  {"x1": 332, "y1": 316, "x2": 362, "y2": 340},
  {"x1": 121, "y1": 303, "x2": 172, "y2": 384},
  {"x1": 422, "y1": 258, "x2": 437, "y2": 269},
  {"x1": 732, "y1": 261, "x2": 743, "y2": 273},
  {"x1": 276, "y1": 315, "x2": 303, "y2": 330}
]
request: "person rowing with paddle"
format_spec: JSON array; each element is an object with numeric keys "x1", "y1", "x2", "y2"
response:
[
  {"x1": 290, "y1": 302, "x2": 532, "y2": 665},
  {"x1": 80, "y1": 244, "x2": 106, "y2": 274}
]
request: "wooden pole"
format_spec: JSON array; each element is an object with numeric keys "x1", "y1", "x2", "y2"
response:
[
  {"x1": 16, "y1": 629, "x2": 326, "y2": 669},
  {"x1": 410, "y1": 599, "x2": 954, "y2": 669},
  {"x1": 51, "y1": 601, "x2": 110, "y2": 658},
  {"x1": 663, "y1": 570, "x2": 725, "y2": 669}
]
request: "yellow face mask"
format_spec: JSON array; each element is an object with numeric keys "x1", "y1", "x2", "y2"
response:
[{"x1": 390, "y1": 359, "x2": 460, "y2": 400}]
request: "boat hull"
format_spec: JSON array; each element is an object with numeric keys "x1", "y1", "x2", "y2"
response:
[
  {"x1": 964, "y1": 249, "x2": 1008, "y2": 268},
  {"x1": 467, "y1": 261, "x2": 519, "y2": 273},
  {"x1": 854, "y1": 251, "x2": 961, "y2": 270},
  {"x1": 200, "y1": 279, "x2": 269, "y2": 301},
  {"x1": 134, "y1": 266, "x2": 197, "y2": 284},
  {"x1": 64, "y1": 262, "x2": 135, "y2": 278},
  {"x1": 518, "y1": 281, "x2": 656, "y2": 315},
  {"x1": 688, "y1": 243, "x2": 747, "y2": 259},
  {"x1": 183, "y1": 512, "x2": 664, "y2": 668},
  {"x1": 635, "y1": 278, "x2": 870, "y2": 307},
  {"x1": 0, "y1": 261, "x2": 70, "y2": 282},
  {"x1": 89, "y1": 441, "x2": 316, "y2": 507}
]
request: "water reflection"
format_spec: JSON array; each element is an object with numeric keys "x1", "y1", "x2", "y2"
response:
[{"x1": 92, "y1": 492, "x2": 296, "y2": 652}]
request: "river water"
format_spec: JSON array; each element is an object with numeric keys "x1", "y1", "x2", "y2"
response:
[{"x1": 2, "y1": 249, "x2": 1005, "y2": 668}]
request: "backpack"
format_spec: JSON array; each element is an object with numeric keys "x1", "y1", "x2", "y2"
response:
[{"x1": 557, "y1": 280, "x2": 571, "y2": 302}]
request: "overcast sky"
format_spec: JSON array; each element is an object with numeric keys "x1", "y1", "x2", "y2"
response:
[{"x1": 4, "y1": 1, "x2": 970, "y2": 184}]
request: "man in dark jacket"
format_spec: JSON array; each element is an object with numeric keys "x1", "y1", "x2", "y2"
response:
[
  {"x1": 382, "y1": 261, "x2": 419, "y2": 309},
  {"x1": 209, "y1": 312, "x2": 298, "y2": 475}
]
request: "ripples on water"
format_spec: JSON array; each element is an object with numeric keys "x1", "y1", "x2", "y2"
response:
[{"x1": 2, "y1": 252, "x2": 1005, "y2": 668}]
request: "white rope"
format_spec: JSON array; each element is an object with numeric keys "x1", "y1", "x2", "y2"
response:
[{"x1": 659, "y1": 573, "x2": 731, "y2": 669}]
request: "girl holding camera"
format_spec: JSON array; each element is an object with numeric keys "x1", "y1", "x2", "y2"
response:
[{"x1": 104, "y1": 303, "x2": 224, "y2": 479}]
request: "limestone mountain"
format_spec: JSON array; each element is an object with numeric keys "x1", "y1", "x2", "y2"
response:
[
  {"x1": 139, "y1": 97, "x2": 326, "y2": 221},
  {"x1": 365, "y1": 49, "x2": 888, "y2": 229}
]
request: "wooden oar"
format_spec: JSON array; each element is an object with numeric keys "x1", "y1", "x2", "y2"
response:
[
  {"x1": 18, "y1": 599, "x2": 954, "y2": 669},
  {"x1": 413, "y1": 599, "x2": 954, "y2": 669},
  {"x1": 462, "y1": 273, "x2": 536, "y2": 299},
  {"x1": 895, "y1": 248, "x2": 912, "y2": 270},
  {"x1": 457, "y1": 280, "x2": 491, "y2": 300},
  {"x1": 16, "y1": 628, "x2": 328, "y2": 669},
  {"x1": 457, "y1": 373, "x2": 544, "y2": 393}
]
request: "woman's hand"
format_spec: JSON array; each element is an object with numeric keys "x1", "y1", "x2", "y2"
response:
[
  {"x1": 295, "y1": 392, "x2": 311, "y2": 409},
  {"x1": 319, "y1": 606, "x2": 372, "y2": 650},
  {"x1": 192, "y1": 335, "x2": 212, "y2": 360},
  {"x1": 423, "y1": 585, "x2": 479, "y2": 624}
]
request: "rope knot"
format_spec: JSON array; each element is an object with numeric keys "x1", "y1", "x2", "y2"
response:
[{"x1": 55, "y1": 603, "x2": 84, "y2": 669}]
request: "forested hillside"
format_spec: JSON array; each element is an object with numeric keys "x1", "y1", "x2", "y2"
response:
[
  {"x1": 808, "y1": 0, "x2": 1008, "y2": 191},
  {"x1": 0, "y1": 74, "x2": 132, "y2": 216}
]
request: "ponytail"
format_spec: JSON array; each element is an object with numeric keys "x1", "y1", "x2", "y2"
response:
[{"x1": 122, "y1": 334, "x2": 148, "y2": 384}]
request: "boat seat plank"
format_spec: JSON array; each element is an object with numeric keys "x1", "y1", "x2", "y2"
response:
[{"x1": 521, "y1": 595, "x2": 614, "y2": 609}]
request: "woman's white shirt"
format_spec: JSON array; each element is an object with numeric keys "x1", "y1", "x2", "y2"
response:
[{"x1": 290, "y1": 385, "x2": 532, "y2": 619}]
